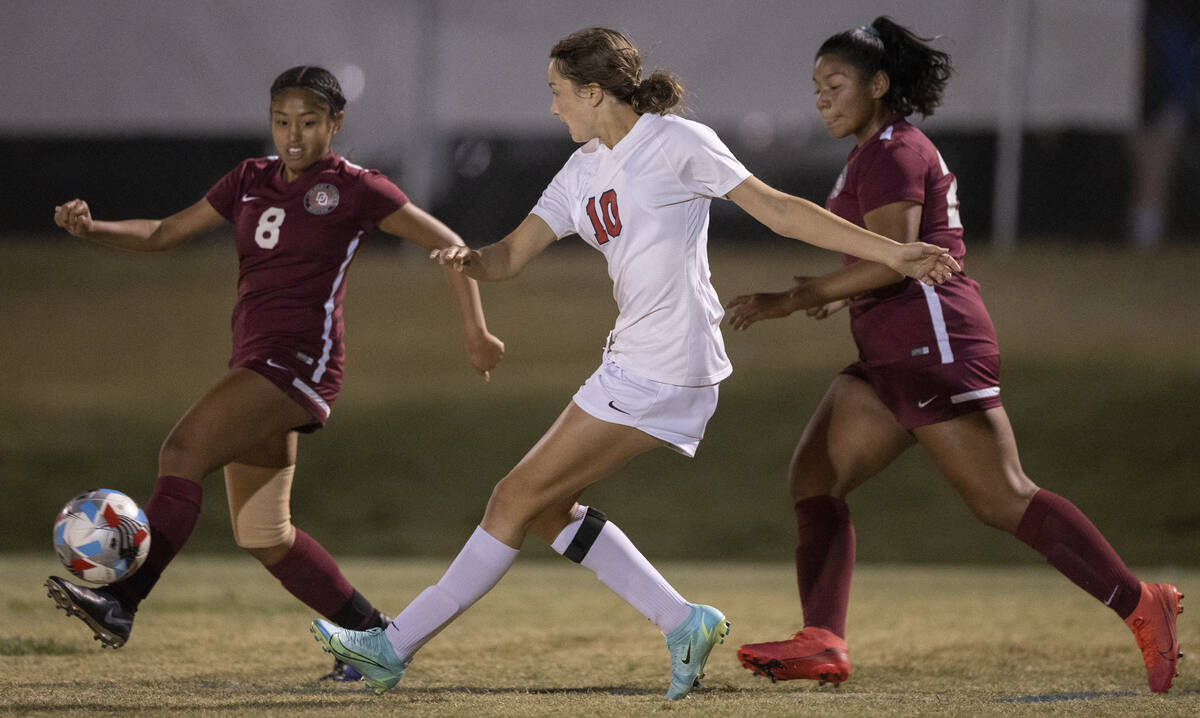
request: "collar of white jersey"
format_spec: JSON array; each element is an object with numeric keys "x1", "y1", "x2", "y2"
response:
[{"x1": 581, "y1": 112, "x2": 655, "y2": 155}]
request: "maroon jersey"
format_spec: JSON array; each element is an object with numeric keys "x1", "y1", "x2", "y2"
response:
[
  {"x1": 826, "y1": 117, "x2": 998, "y2": 367},
  {"x1": 205, "y1": 154, "x2": 407, "y2": 395}
]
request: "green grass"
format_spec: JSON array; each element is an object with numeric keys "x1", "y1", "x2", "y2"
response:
[
  {"x1": 3, "y1": 240, "x2": 1197, "y2": 565},
  {"x1": 0, "y1": 636, "x2": 78, "y2": 656},
  {"x1": 2, "y1": 555, "x2": 1197, "y2": 716}
]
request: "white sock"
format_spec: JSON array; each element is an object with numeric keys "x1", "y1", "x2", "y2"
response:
[
  {"x1": 552, "y1": 507, "x2": 691, "y2": 634},
  {"x1": 385, "y1": 525, "x2": 519, "y2": 660}
]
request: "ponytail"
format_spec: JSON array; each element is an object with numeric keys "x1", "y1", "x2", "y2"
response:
[
  {"x1": 552, "y1": 27, "x2": 687, "y2": 115},
  {"x1": 817, "y1": 16, "x2": 952, "y2": 117},
  {"x1": 630, "y1": 70, "x2": 685, "y2": 115}
]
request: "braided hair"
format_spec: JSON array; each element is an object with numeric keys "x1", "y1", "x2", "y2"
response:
[{"x1": 270, "y1": 66, "x2": 347, "y2": 117}]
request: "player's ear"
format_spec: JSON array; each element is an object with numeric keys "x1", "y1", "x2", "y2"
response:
[
  {"x1": 331, "y1": 110, "x2": 345, "y2": 134},
  {"x1": 586, "y1": 83, "x2": 604, "y2": 107},
  {"x1": 870, "y1": 70, "x2": 890, "y2": 100}
]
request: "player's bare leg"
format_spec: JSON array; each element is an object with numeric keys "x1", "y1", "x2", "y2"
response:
[
  {"x1": 158, "y1": 368, "x2": 315, "y2": 482},
  {"x1": 913, "y1": 407, "x2": 1037, "y2": 533},
  {"x1": 739, "y1": 374, "x2": 912, "y2": 684},
  {"x1": 314, "y1": 402, "x2": 729, "y2": 698},
  {"x1": 481, "y1": 402, "x2": 663, "y2": 544},
  {"x1": 47, "y1": 369, "x2": 314, "y2": 647}
]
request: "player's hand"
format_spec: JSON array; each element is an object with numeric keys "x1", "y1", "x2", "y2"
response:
[
  {"x1": 725, "y1": 289, "x2": 800, "y2": 331},
  {"x1": 891, "y1": 242, "x2": 959, "y2": 285},
  {"x1": 430, "y1": 246, "x2": 480, "y2": 273},
  {"x1": 806, "y1": 298, "x2": 850, "y2": 320},
  {"x1": 54, "y1": 199, "x2": 94, "y2": 238},
  {"x1": 466, "y1": 330, "x2": 505, "y2": 382}
]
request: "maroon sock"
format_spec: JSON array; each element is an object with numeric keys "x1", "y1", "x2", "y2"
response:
[
  {"x1": 110, "y1": 475, "x2": 203, "y2": 608},
  {"x1": 1015, "y1": 489, "x2": 1141, "y2": 618},
  {"x1": 267, "y1": 529, "x2": 378, "y2": 629},
  {"x1": 794, "y1": 496, "x2": 855, "y2": 638}
]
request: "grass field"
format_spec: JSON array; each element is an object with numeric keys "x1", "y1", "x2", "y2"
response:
[
  {"x1": 2, "y1": 240, "x2": 1198, "y2": 714},
  {"x1": 2, "y1": 555, "x2": 1197, "y2": 717},
  {"x1": 3, "y1": 240, "x2": 1197, "y2": 564}
]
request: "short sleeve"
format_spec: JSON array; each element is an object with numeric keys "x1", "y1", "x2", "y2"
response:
[
  {"x1": 667, "y1": 121, "x2": 752, "y2": 198},
  {"x1": 530, "y1": 163, "x2": 577, "y2": 239},
  {"x1": 355, "y1": 170, "x2": 409, "y2": 231},
  {"x1": 204, "y1": 162, "x2": 245, "y2": 222},
  {"x1": 855, "y1": 143, "x2": 926, "y2": 215}
]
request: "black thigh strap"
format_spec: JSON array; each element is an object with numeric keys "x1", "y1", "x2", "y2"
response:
[{"x1": 563, "y1": 507, "x2": 608, "y2": 563}]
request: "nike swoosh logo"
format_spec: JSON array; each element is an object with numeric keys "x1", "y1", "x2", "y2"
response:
[
  {"x1": 1156, "y1": 595, "x2": 1179, "y2": 658},
  {"x1": 242, "y1": 194, "x2": 262, "y2": 202},
  {"x1": 103, "y1": 604, "x2": 129, "y2": 627},
  {"x1": 681, "y1": 615, "x2": 713, "y2": 665},
  {"x1": 917, "y1": 396, "x2": 937, "y2": 408},
  {"x1": 266, "y1": 358, "x2": 287, "y2": 370},
  {"x1": 607, "y1": 400, "x2": 629, "y2": 415},
  {"x1": 333, "y1": 639, "x2": 390, "y2": 670}
]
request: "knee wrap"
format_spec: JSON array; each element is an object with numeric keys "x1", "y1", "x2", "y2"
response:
[
  {"x1": 564, "y1": 506, "x2": 608, "y2": 563},
  {"x1": 224, "y1": 462, "x2": 297, "y2": 549}
]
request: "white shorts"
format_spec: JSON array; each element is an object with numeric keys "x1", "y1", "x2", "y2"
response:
[{"x1": 571, "y1": 359, "x2": 719, "y2": 457}]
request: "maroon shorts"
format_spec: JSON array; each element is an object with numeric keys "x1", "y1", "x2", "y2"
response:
[
  {"x1": 235, "y1": 353, "x2": 340, "y2": 433},
  {"x1": 842, "y1": 354, "x2": 1002, "y2": 431}
]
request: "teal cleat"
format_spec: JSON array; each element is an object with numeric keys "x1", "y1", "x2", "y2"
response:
[
  {"x1": 664, "y1": 603, "x2": 730, "y2": 700},
  {"x1": 310, "y1": 618, "x2": 408, "y2": 695}
]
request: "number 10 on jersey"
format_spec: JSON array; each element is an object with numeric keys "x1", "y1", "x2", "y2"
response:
[{"x1": 585, "y1": 189, "x2": 621, "y2": 245}]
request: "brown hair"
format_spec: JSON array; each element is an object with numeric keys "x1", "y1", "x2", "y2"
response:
[{"x1": 550, "y1": 27, "x2": 684, "y2": 115}]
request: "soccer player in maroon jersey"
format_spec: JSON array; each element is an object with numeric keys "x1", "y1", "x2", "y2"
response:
[
  {"x1": 727, "y1": 18, "x2": 1182, "y2": 693},
  {"x1": 45, "y1": 66, "x2": 504, "y2": 680}
]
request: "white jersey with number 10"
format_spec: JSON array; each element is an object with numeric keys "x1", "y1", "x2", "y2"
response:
[{"x1": 532, "y1": 112, "x2": 751, "y2": 387}]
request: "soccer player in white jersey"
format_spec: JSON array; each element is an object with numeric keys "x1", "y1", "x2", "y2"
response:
[{"x1": 311, "y1": 27, "x2": 958, "y2": 700}]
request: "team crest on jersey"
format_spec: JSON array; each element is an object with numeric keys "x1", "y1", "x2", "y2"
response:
[
  {"x1": 830, "y1": 167, "x2": 847, "y2": 199},
  {"x1": 304, "y1": 183, "x2": 340, "y2": 215}
]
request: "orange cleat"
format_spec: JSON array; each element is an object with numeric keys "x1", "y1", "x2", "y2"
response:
[
  {"x1": 737, "y1": 626, "x2": 850, "y2": 685},
  {"x1": 1124, "y1": 582, "x2": 1183, "y2": 693}
]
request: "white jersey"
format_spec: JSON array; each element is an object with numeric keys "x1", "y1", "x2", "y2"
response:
[{"x1": 531, "y1": 113, "x2": 751, "y2": 386}]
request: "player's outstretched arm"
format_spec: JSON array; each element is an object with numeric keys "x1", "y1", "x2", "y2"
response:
[
  {"x1": 378, "y1": 203, "x2": 505, "y2": 380},
  {"x1": 726, "y1": 265, "x2": 880, "y2": 331},
  {"x1": 429, "y1": 214, "x2": 557, "y2": 282},
  {"x1": 726, "y1": 177, "x2": 959, "y2": 285},
  {"x1": 728, "y1": 202, "x2": 927, "y2": 330},
  {"x1": 52, "y1": 198, "x2": 225, "y2": 252}
]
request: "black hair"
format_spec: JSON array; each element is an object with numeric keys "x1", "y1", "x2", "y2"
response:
[
  {"x1": 270, "y1": 66, "x2": 346, "y2": 117},
  {"x1": 551, "y1": 27, "x2": 685, "y2": 115},
  {"x1": 816, "y1": 17, "x2": 952, "y2": 118}
]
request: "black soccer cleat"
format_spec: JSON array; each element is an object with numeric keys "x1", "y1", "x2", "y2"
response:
[
  {"x1": 45, "y1": 576, "x2": 135, "y2": 649},
  {"x1": 320, "y1": 658, "x2": 364, "y2": 682}
]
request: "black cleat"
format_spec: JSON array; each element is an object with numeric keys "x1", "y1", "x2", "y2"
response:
[
  {"x1": 45, "y1": 576, "x2": 134, "y2": 648},
  {"x1": 321, "y1": 658, "x2": 364, "y2": 682}
]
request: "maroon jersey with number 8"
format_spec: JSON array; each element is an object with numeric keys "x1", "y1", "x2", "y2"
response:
[{"x1": 205, "y1": 153, "x2": 407, "y2": 406}]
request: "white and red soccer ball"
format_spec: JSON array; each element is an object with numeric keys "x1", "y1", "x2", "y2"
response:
[{"x1": 53, "y1": 489, "x2": 150, "y2": 584}]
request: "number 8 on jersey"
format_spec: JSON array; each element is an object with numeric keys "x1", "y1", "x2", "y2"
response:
[{"x1": 255, "y1": 207, "x2": 286, "y2": 249}]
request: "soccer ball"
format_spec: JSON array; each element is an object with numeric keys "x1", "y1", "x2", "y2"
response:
[{"x1": 53, "y1": 489, "x2": 150, "y2": 584}]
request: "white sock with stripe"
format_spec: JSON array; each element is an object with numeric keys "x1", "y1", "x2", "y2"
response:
[
  {"x1": 551, "y1": 506, "x2": 691, "y2": 634},
  {"x1": 384, "y1": 525, "x2": 518, "y2": 660}
]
